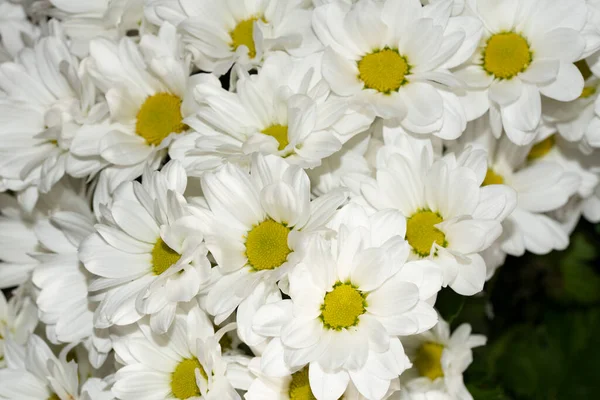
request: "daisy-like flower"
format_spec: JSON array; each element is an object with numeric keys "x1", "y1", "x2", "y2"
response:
[
  {"x1": 80, "y1": 161, "x2": 211, "y2": 334},
  {"x1": 0, "y1": 21, "x2": 107, "y2": 196},
  {"x1": 173, "y1": 51, "x2": 371, "y2": 174},
  {"x1": 246, "y1": 357, "x2": 400, "y2": 400},
  {"x1": 199, "y1": 154, "x2": 347, "y2": 346},
  {"x1": 0, "y1": 287, "x2": 38, "y2": 368},
  {"x1": 312, "y1": 0, "x2": 483, "y2": 138},
  {"x1": 398, "y1": 317, "x2": 486, "y2": 400},
  {"x1": 43, "y1": 0, "x2": 144, "y2": 56},
  {"x1": 543, "y1": 60, "x2": 600, "y2": 149},
  {"x1": 111, "y1": 303, "x2": 247, "y2": 400},
  {"x1": 360, "y1": 125, "x2": 516, "y2": 295},
  {"x1": 0, "y1": 0, "x2": 39, "y2": 61},
  {"x1": 252, "y1": 205, "x2": 441, "y2": 400},
  {"x1": 455, "y1": 0, "x2": 595, "y2": 145},
  {"x1": 80, "y1": 22, "x2": 197, "y2": 201},
  {"x1": 144, "y1": 0, "x2": 321, "y2": 75},
  {"x1": 453, "y1": 116, "x2": 581, "y2": 257},
  {"x1": 0, "y1": 334, "x2": 80, "y2": 399}
]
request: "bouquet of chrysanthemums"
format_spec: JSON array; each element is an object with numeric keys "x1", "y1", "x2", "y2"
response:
[{"x1": 1, "y1": 0, "x2": 599, "y2": 399}]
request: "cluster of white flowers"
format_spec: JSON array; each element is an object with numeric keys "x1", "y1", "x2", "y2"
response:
[{"x1": 0, "y1": 0, "x2": 599, "y2": 399}]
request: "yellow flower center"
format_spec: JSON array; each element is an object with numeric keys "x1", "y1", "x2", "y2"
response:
[
  {"x1": 152, "y1": 238, "x2": 181, "y2": 275},
  {"x1": 406, "y1": 210, "x2": 447, "y2": 257},
  {"x1": 245, "y1": 219, "x2": 292, "y2": 271},
  {"x1": 414, "y1": 342, "x2": 444, "y2": 381},
  {"x1": 576, "y1": 59, "x2": 593, "y2": 81},
  {"x1": 482, "y1": 168, "x2": 504, "y2": 186},
  {"x1": 262, "y1": 124, "x2": 289, "y2": 151},
  {"x1": 288, "y1": 367, "x2": 317, "y2": 400},
  {"x1": 527, "y1": 135, "x2": 555, "y2": 161},
  {"x1": 358, "y1": 48, "x2": 409, "y2": 93},
  {"x1": 230, "y1": 18, "x2": 258, "y2": 58},
  {"x1": 47, "y1": 394, "x2": 60, "y2": 400},
  {"x1": 580, "y1": 86, "x2": 596, "y2": 99},
  {"x1": 320, "y1": 282, "x2": 366, "y2": 330},
  {"x1": 483, "y1": 32, "x2": 532, "y2": 79},
  {"x1": 136, "y1": 93, "x2": 186, "y2": 146},
  {"x1": 171, "y1": 358, "x2": 207, "y2": 399}
]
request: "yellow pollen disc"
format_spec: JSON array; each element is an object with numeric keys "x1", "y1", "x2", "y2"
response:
[
  {"x1": 483, "y1": 32, "x2": 532, "y2": 79},
  {"x1": 230, "y1": 18, "x2": 258, "y2": 58},
  {"x1": 406, "y1": 210, "x2": 446, "y2": 257},
  {"x1": 47, "y1": 395, "x2": 60, "y2": 400},
  {"x1": 358, "y1": 48, "x2": 409, "y2": 93},
  {"x1": 171, "y1": 358, "x2": 207, "y2": 399},
  {"x1": 152, "y1": 238, "x2": 181, "y2": 276},
  {"x1": 136, "y1": 93, "x2": 186, "y2": 146},
  {"x1": 580, "y1": 86, "x2": 596, "y2": 99},
  {"x1": 288, "y1": 367, "x2": 317, "y2": 400},
  {"x1": 576, "y1": 59, "x2": 593, "y2": 81},
  {"x1": 245, "y1": 219, "x2": 292, "y2": 271},
  {"x1": 482, "y1": 168, "x2": 504, "y2": 186},
  {"x1": 527, "y1": 135, "x2": 555, "y2": 161},
  {"x1": 320, "y1": 282, "x2": 366, "y2": 330},
  {"x1": 262, "y1": 124, "x2": 289, "y2": 151},
  {"x1": 415, "y1": 342, "x2": 444, "y2": 381}
]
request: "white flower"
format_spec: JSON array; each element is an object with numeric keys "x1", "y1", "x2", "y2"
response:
[
  {"x1": 361, "y1": 124, "x2": 516, "y2": 294},
  {"x1": 144, "y1": 0, "x2": 321, "y2": 75},
  {"x1": 455, "y1": 0, "x2": 594, "y2": 145},
  {"x1": 80, "y1": 161, "x2": 210, "y2": 334},
  {"x1": 397, "y1": 317, "x2": 486, "y2": 400},
  {"x1": 0, "y1": 0, "x2": 39, "y2": 60},
  {"x1": 252, "y1": 205, "x2": 441, "y2": 400},
  {"x1": 453, "y1": 116, "x2": 581, "y2": 257},
  {"x1": 81, "y1": 23, "x2": 197, "y2": 201},
  {"x1": 0, "y1": 334, "x2": 80, "y2": 400},
  {"x1": 200, "y1": 154, "x2": 347, "y2": 346},
  {"x1": 0, "y1": 21, "x2": 107, "y2": 195},
  {"x1": 171, "y1": 51, "x2": 371, "y2": 174},
  {"x1": 313, "y1": 0, "x2": 482, "y2": 138},
  {"x1": 45, "y1": 0, "x2": 144, "y2": 57},
  {"x1": 0, "y1": 288, "x2": 38, "y2": 368},
  {"x1": 111, "y1": 303, "x2": 245, "y2": 400}
]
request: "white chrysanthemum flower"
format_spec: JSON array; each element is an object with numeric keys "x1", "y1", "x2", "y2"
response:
[
  {"x1": 455, "y1": 0, "x2": 595, "y2": 145},
  {"x1": 0, "y1": 0, "x2": 39, "y2": 61},
  {"x1": 80, "y1": 161, "x2": 210, "y2": 334},
  {"x1": 0, "y1": 334, "x2": 80, "y2": 399},
  {"x1": 199, "y1": 154, "x2": 347, "y2": 347},
  {"x1": 0, "y1": 288, "x2": 38, "y2": 368},
  {"x1": 44, "y1": 0, "x2": 144, "y2": 56},
  {"x1": 361, "y1": 125, "x2": 516, "y2": 295},
  {"x1": 111, "y1": 304, "x2": 246, "y2": 400},
  {"x1": 397, "y1": 317, "x2": 486, "y2": 400},
  {"x1": 144, "y1": 0, "x2": 320, "y2": 75},
  {"x1": 313, "y1": 0, "x2": 482, "y2": 139},
  {"x1": 0, "y1": 21, "x2": 107, "y2": 195},
  {"x1": 543, "y1": 60, "x2": 600, "y2": 149},
  {"x1": 252, "y1": 205, "x2": 441, "y2": 400},
  {"x1": 81, "y1": 23, "x2": 197, "y2": 201},
  {"x1": 171, "y1": 51, "x2": 371, "y2": 174},
  {"x1": 246, "y1": 356, "x2": 401, "y2": 400},
  {"x1": 454, "y1": 117, "x2": 581, "y2": 258}
]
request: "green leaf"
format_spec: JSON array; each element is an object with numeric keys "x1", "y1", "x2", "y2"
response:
[
  {"x1": 467, "y1": 385, "x2": 511, "y2": 400},
  {"x1": 435, "y1": 287, "x2": 465, "y2": 324}
]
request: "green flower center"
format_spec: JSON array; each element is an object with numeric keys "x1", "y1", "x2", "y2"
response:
[
  {"x1": 152, "y1": 238, "x2": 181, "y2": 275},
  {"x1": 171, "y1": 358, "x2": 207, "y2": 399},
  {"x1": 415, "y1": 342, "x2": 445, "y2": 380},
  {"x1": 288, "y1": 367, "x2": 317, "y2": 400},
  {"x1": 358, "y1": 48, "x2": 409, "y2": 93}
]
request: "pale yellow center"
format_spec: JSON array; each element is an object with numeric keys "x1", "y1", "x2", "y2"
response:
[
  {"x1": 527, "y1": 135, "x2": 555, "y2": 161},
  {"x1": 47, "y1": 395, "x2": 60, "y2": 400},
  {"x1": 415, "y1": 342, "x2": 444, "y2": 381},
  {"x1": 171, "y1": 358, "x2": 207, "y2": 399},
  {"x1": 580, "y1": 86, "x2": 596, "y2": 99},
  {"x1": 482, "y1": 168, "x2": 504, "y2": 186},
  {"x1": 262, "y1": 124, "x2": 289, "y2": 151},
  {"x1": 136, "y1": 93, "x2": 186, "y2": 146},
  {"x1": 320, "y1": 282, "x2": 366, "y2": 330},
  {"x1": 406, "y1": 210, "x2": 446, "y2": 257},
  {"x1": 483, "y1": 32, "x2": 532, "y2": 79},
  {"x1": 152, "y1": 238, "x2": 181, "y2": 275},
  {"x1": 230, "y1": 18, "x2": 258, "y2": 58},
  {"x1": 245, "y1": 219, "x2": 292, "y2": 271},
  {"x1": 358, "y1": 48, "x2": 409, "y2": 93},
  {"x1": 288, "y1": 367, "x2": 317, "y2": 400}
]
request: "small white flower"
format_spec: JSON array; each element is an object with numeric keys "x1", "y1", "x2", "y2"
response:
[{"x1": 0, "y1": 288, "x2": 38, "y2": 368}]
